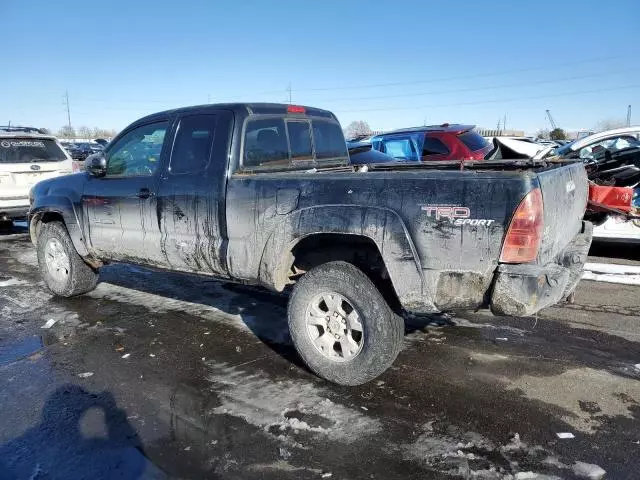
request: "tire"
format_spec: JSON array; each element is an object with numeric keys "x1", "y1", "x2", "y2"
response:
[
  {"x1": 288, "y1": 261, "x2": 404, "y2": 386},
  {"x1": 37, "y1": 221, "x2": 98, "y2": 297}
]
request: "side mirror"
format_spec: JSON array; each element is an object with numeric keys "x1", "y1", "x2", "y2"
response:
[{"x1": 87, "y1": 153, "x2": 107, "y2": 177}]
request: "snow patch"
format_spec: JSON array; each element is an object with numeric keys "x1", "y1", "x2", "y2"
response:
[
  {"x1": 572, "y1": 462, "x2": 606, "y2": 480},
  {"x1": 0, "y1": 278, "x2": 30, "y2": 287},
  {"x1": 205, "y1": 361, "x2": 380, "y2": 443},
  {"x1": 88, "y1": 283, "x2": 290, "y2": 344}
]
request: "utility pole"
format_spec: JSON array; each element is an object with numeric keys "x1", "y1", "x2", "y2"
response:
[
  {"x1": 627, "y1": 105, "x2": 632, "y2": 127},
  {"x1": 496, "y1": 118, "x2": 501, "y2": 134},
  {"x1": 503, "y1": 113, "x2": 507, "y2": 132},
  {"x1": 286, "y1": 83, "x2": 292, "y2": 104},
  {"x1": 63, "y1": 90, "x2": 72, "y2": 129}
]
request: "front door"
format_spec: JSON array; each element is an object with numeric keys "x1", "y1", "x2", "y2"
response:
[{"x1": 83, "y1": 120, "x2": 170, "y2": 266}]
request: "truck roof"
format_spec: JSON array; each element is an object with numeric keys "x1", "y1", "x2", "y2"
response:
[{"x1": 135, "y1": 103, "x2": 337, "y2": 125}]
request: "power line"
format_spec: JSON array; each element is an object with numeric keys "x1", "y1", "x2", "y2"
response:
[
  {"x1": 311, "y1": 69, "x2": 636, "y2": 104},
  {"x1": 284, "y1": 54, "x2": 629, "y2": 93},
  {"x1": 67, "y1": 66, "x2": 638, "y2": 111},
  {"x1": 70, "y1": 54, "x2": 631, "y2": 106},
  {"x1": 332, "y1": 84, "x2": 640, "y2": 114}
]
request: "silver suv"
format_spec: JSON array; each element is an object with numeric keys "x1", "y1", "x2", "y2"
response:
[{"x1": 0, "y1": 126, "x2": 73, "y2": 223}]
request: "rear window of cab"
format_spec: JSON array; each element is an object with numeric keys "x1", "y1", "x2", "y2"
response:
[{"x1": 242, "y1": 116, "x2": 348, "y2": 170}]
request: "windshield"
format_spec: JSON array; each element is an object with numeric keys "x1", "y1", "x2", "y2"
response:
[
  {"x1": 0, "y1": 138, "x2": 67, "y2": 163},
  {"x1": 579, "y1": 136, "x2": 640, "y2": 160}
]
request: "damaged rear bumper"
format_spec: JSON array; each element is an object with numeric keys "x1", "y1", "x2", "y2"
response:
[{"x1": 490, "y1": 221, "x2": 593, "y2": 317}]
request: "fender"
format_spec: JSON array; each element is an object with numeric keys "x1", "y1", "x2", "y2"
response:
[
  {"x1": 29, "y1": 190, "x2": 92, "y2": 260},
  {"x1": 258, "y1": 204, "x2": 436, "y2": 312}
]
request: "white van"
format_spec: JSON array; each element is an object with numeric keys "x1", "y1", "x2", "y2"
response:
[{"x1": 0, "y1": 127, "x2": 73, "y2": 222}]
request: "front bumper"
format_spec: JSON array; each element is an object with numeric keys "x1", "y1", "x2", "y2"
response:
[{"x1": 490, "y1": 221, "x2": 593, "y2": 316}]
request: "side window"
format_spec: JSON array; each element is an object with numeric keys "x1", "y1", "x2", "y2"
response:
[
  {"x1": 243, "y1": 118, "x2": 289, "y2": 168},
  {"x1": 422, "y1": 137, "x2": 450, "y2": 156},
  {"x1": 106, "y1": 122, "x2": 167, "y2": 177},
  {"x1": 312, "y1": 120, "x2": 348, "y2": 160},
  {"x1": 170, "y1": 114, "x2": 216, "y2": 174},
  {"x1": 287, "y1": 121, "x2": 313, "y2": 161},
  {"x1": 380, "y1": 136, "x2": 417, "y2": 160}
]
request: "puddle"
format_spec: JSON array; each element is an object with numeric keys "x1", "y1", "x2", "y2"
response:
[{"x1": 0, "y1": 335, "x2": 44, "y2": 366}]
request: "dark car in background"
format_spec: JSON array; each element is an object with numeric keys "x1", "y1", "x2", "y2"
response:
[
  {"x1": 61, "y1": 143, "x2": 85, "y2": 160},
  {"x1": 347, "y1": 141, "x2": 397, "y2": 165},
  {"x1": 371, "y1": 124, "x2": 492, "y2": 162}
]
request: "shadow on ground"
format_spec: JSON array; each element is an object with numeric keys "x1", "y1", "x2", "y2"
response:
[
  {"x1": 0, "y1": 384, "x2": 164, "y2": 479},
  {"x1": 589, "y1": 240, "x2": 640, "y2": 261}
]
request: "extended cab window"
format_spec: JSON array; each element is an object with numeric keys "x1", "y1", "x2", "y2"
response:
[
  {"x1": 170, "y1": 115, "x2": 216, "y2": 174},
  {"x1": 312, "y1": 120, "x2": 348, "y2": 161},
  {"x1": 106, "y1": 122, "x2": 167, "y2": 177},
  {"x1": 244, "y1": 118, "x2": 289, "y2": 168}
]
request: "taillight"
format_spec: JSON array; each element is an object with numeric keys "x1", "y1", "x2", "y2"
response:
[
  {"x1": 500, "y1": 188, "x2": 544, "y2": 263},
  {"x1": 287, "y1": 105, "x2": 306, "y2": 114}
]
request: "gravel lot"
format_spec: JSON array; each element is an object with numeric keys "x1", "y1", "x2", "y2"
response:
[{"x1": 1, "y1": 223, "x2": 638, "y2": 479}]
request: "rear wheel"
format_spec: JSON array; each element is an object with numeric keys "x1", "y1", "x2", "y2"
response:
[
  {"x1": 37, "y1": 221, "x2": 98, "y2": 297},
  {"x1": 288, "y1": 261, "x2": 404, "y2": 385}
]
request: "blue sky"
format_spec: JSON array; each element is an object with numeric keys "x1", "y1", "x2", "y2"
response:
[{"x1": 2, "y1": 0, "x2": 639, "y2": 135}]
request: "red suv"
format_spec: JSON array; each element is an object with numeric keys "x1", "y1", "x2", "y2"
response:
[{"x1": 370, "y1": 124, "x2": 492, "y2": 161}]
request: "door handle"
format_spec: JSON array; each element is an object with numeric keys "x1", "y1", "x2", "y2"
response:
[{"x1": 136, "y1": 188, "x2": 154, "y2": 199}]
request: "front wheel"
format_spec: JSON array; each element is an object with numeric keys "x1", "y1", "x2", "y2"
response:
[
  {"x1": 288, "y1": 261, "x2": 404, "y2": 386},
  {"x1": 37, "y1": 221, "x2": 98, "y2": 297}
]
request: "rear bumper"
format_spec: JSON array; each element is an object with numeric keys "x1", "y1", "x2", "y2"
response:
[
  {"x1": 0, "y1": 206, "x2": 30, "y2": 220},
  {"x1": 490, "y1": 221, "x2": 593, "y2": 316}
]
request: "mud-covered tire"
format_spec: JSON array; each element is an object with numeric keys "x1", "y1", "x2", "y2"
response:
[
  {"x1": 288, "y1": 261, "x2": 404, "y2": 386},
  {"x1": 37, "y1": 221, "x2": 98, "y2": 297}
]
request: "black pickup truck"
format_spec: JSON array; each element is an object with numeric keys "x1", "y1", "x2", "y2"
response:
[{"x1": 29, "y1": 103, "x2": 592, "y2": 385}]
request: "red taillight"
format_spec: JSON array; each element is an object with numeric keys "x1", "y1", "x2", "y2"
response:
[
  {"x1": 287, "y1": 105, "x2": 305, "y2": 114},
  {"x1": 500, "y1": 188, "x2": 544, "y2": 263}
]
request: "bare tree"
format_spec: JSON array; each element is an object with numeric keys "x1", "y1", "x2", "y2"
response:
[
  {"x1": 92, "y1": 127, "x2": 118, "y2": 138},
  {"x1": 344, "y1": 120, "x2": 373, "y2": 140},
  {"x1": 77, "y1": 126, "x2": 92, "y2": 139},
  {"x1": 535, "y1": 128, "x2": 550, "y2": 140},
  {"x1": 594, "y1": 119, "x2": 627, "y2": 132},
  {"x1": 57, "y1": 125, "x2": 76, "y2": 138}
]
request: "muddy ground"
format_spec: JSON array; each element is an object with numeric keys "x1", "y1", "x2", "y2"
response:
[{"x1": 0, "y1": 224, "x2": 638, "y2": 479}]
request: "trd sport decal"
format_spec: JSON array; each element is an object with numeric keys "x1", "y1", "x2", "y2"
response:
[{"x1": 421, "y1": 205, "x2": 495, "y2": 227}]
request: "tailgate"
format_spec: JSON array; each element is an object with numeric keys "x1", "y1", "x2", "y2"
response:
[
  {"x1": 536, "y1": 161, "x2": 588, "y2": 263},
  {"x1": 0, "y1": 161, "x2": 73, "y2": 196}
]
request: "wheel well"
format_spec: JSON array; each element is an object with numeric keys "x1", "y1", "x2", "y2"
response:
[
  {"x1": 30, "y1": 211, "x2": 65, "y2": 245},
  {"x1": 289, "y1": 234, "x2": 401, "y2": 311}
]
